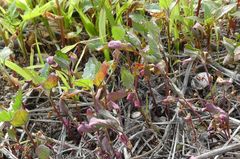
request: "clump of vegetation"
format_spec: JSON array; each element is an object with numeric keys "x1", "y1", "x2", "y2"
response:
[{"x1": 0, "y1": 0, "x2": 240, "y2": 158}]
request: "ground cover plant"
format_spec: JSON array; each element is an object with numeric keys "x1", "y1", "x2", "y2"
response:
[{"x1": 0, "y1": 0, "x2": 240, "y2": 158}]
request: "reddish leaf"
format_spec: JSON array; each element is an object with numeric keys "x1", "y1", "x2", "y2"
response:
[
  {"x1": 202, "y1": 103, "x2": 226, "y2": 115},
  {"x1": 42, "y1": 73, "x2": 58, "y2": 90},
  {"x1": 107, "y1": 90, "x2": 127, "y2": 102},
  {"x1": 77, "y1": 117, "x2": 119, "y2": 133},
  {"x1": 119, "y1": 133, "x2": 132, "y2": 149},
  {"x1": 61, "y1": 89, "x2": 81, "y2": 99},
  {"x1": 101, "y1": 136, "x2": 113, "y2": 155},
  {"x1": 134, "y1": 98, "x2": 141, "y2": 108},
  {"x1": 93, "y1": 62, "x2": 109, "y2": 86},
  {"x1": 86, "y1": 108, "x2": 94, "y2": 117},
  {"x1": 127, "y1": 92, "x2": 141, "y2": 108}
]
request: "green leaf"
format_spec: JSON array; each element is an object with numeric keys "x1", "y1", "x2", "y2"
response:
[
  {"x1": 75, "y1": 6, "x2": 97, "y2": 36},
  {"x1": 104, "y1": 0, "x2": 115, "y2": 26},
  {"x1": 99, "y1": 7, "x2": 110, "y2": 61},
  {"x1": 86, "y1": 38, "x2": 103, "y2": 51},
  {"x1": 223, "y1": 37, "x2": 235, "y2": 55},
  {"x1": 74, "y1": 79, "x2": 93, "y2": 90},
  {"x1": 4, "y1": 60, "x2": 32, "y2": 80},
  {"x1": 7, "y1": 128, "x2": 17, "y2": 141},
  {"x1": 145, "y1": 3, "x2": 161, "y2": 13},
  {"x1": 121, "y1": 68, "x2": 134, "y2": 89},
  {"x1": 61, "y1": 42, "x2": 80, "y2": 53},
  {"x1": 115, "y1": 0, "x2": 133, "y2": 23},
  {"x1": 42, "y1": 73, "x2": 59, "y2": 90},
  {"x1": 22, "y1": 1, "x2": 54, "y2": 21},
  {"x1": 0, "y1": 110, "x2": 12, "y2": 122},
  {"x1": 214, "y1": 3, "x2": 236, "y2": 20},
  {"x1": 54, "y1": 53, "x2": 70, "y2": 70},
  {"x1": 159, "y1": 0, "x2": 173, "y2": 9},
  {"x1": 10, "y1": 109, "x2": 29, "y2": 127},
  {"x1": 82, "y1": 58, "x2": 101, "y2": 80},
  {"x1": 36, "y1": 144, "x2": 51, "y2": 159},
  {"x1": 143, "y1": 32, "x2": 162, "y2": 63},
  {"x1": 232, "y1": 11, "x2": 240, "y2": 18},
  {"x1": 39, "y1": 63, "x2": 50, "y2": 79},
  {"x1": 7, "y1": 0, "x2": 29, "y2": 11},
  {"x1": 112, "y1": 25, "x2": 125, "y2": 40},
  {"x1": 12, "y1": 89, "x2": 23, "y2": 111},
  {"x1": 56, "y1": 71, "x2": 70, "y2": 89},
  {"x1": 125, "y1": 30, "x2": 141, "y2": 47}
]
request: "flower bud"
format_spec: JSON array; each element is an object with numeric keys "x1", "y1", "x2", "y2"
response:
[
  {"x1": 46, "y1": 56, "x2": 54, "y2": 65},
  {"x1": 108, "y1": 40, "x2": 122, "y2": 49}
]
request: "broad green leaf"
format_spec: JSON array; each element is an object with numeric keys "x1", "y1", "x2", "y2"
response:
[
  {"x1": 39, "y1": 63, "x2": 50, "y2": 79},
  {"x1": 112, "y1": 25, "x2": 125, "y2": 40},
  {"x1": 86, "y1": 38, "x2": 103, "y2": 51},
  {"x1": 143, "y1": 33, "x2": 161, "y2": 63},
  {"x1": 55, "y1": 50, "x2": 69, "y2": 60},
  {"x1": 121, "y1": 68, "x2": 134, "y2": 89},
  {"x1": 7, "y1": 128, "x2": 17, "y2": 141},
  {"x1": 10, "y1": 109, "x2": 29, "y2": 127},
  {"x1": 74, "y1": 79, "x2": 93, "y2": 90},
  {"x1": 36, "y1": 144, "x2": 51, "y2": 159},
  {"x1": 54, "y1": 51, "x2": 70, "y2": 70},
  {"x1": 82, "y1": 58, "x2": 101, "y2": 80},
  {"x1": 129, "y1": 13, "x2": 147, "y2": 24},
  {"x1": 12, "y1": 89, "x2": 23, "y2": 111},
  {"x1": 42, "y1": 73, "x2": 59, "y2": 90},
  {"x1": 125, "y1": 30, "x2": 141, "y2": 47},
  {"x1": 214, "y1": 3, "x2": 236, "y2": 20},
  {"x1": 0, "y1": 110, "x2": 12, "y2": 122}
]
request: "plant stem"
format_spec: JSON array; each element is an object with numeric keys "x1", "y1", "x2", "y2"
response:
[
  {"x1": 48, "y1": 90, "x2": 67, "y2": 127},
  {"x1": 196, "y1": 0, "x2": 202, "y2": 17},
  {"x1": 147, "y1": 79, "x2": 157, "y2": 110},
  {"x1": 55, "y1": 0, "x2": 65, "y2": 47},
  {"x1": 24, "y1": 126, "x2": 36, "y2": 149}
]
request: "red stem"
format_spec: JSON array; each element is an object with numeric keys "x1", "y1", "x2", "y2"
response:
[{"x1": 196, "y1": 0, "x2": 202, "y2": 17}]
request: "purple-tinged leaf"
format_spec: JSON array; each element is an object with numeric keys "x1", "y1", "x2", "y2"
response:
[
  {"x1": 119, "y1": 133, "x2": 132, "y2": 149},
  {"x1": 77, "y1": 117, "x2": 119, "y2": 133},
  {"x1": 108, "y1": 101, "x2": 120, "y2": 111}
]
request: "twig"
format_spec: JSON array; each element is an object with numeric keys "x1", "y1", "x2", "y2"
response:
[{"x1": 195, "y1": 143, "x2": 240, "y2": 159}]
